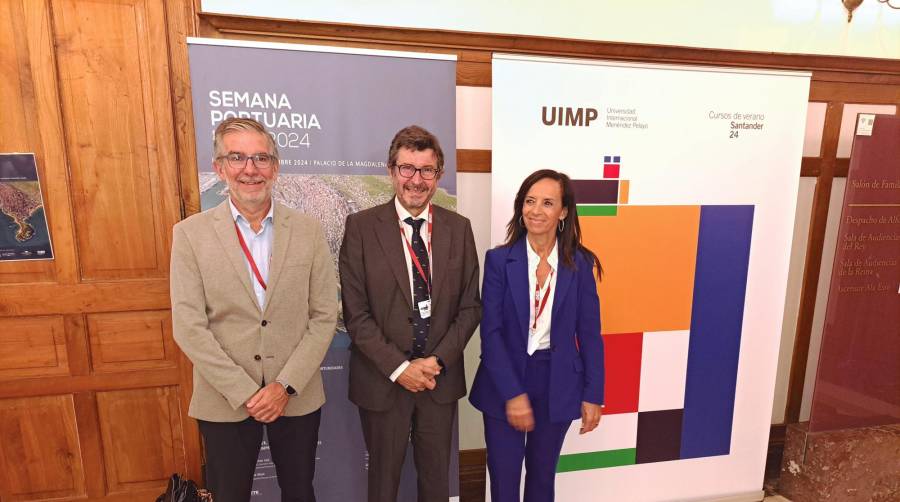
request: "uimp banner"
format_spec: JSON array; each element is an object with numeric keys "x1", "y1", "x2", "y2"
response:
[
  {"x1": 187, "y1": 38, "x2": 459, "y2": 501},
  {"x1": 491, "y1": 54, "x2": 810, "y2": 501}
]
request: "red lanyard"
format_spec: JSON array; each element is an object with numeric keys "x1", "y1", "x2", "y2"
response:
[
  {"x1": 532, "y1": 269, "x2": 554, "y2": 330},
  {"x1": 234, "y1": 221, "x2": 267, "y2": 290},
  {"x1": 399, "y1": 205, "x2": 433, "y2": 294}
]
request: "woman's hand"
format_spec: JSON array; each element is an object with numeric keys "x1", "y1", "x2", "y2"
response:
[
  {"x1": 506, "y1": 393, "x2": 535, "y2": 432},
  {"x1": 579, "y1": 402, "x2": 603, "y2": 434}
]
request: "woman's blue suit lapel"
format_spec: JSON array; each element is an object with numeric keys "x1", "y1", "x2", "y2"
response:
[
  {"x1": 505, "y1": 238, "x2": 530, "y2": 343},
  {"x1": 505, "y1": 236, "x2": 575, "y2": 344},
  {"x1": 552, "y1": 252, "x2": 574, "y2": 320}
]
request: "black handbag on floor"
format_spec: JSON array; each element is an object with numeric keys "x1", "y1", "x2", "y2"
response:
[{"x1": 155, "y1": 474, "x2": 213, "y2": 502}]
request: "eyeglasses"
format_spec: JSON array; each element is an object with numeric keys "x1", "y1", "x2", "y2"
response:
[
  {"x1": 217, "y1": 152, "x2": 276, "y2": 170},
  {"x1": 394, "y1": 163, "x2": 441, "y2": 180}
]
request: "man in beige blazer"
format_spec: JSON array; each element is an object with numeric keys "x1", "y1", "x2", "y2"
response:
[
  {"x1": 339, "y1": 125, "x2": 481, "y2": 502},
  {"x1": 171, "y1": 117, "x2": 336, "y2": 502}
]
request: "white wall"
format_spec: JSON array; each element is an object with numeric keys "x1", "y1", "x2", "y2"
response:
[
  {"x1": 454, "y1": 88, "x2": 492, "y2": 449},
  {"x1": 455, "y1": 172, "x2": 491, "y2": 450},
  {"x1": 202, "y1": 0, "x2": 900, "y2": 59}
]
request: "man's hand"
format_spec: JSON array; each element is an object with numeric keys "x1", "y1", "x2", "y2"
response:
[
  {"x1": 246, "y1": 383, "x2": 289, "y2": 423},
  {"x1": 506, "y1": 393, "x2": 534, "y2": 432},
  {"x1": 396, "y1": 358, "x2": 440, "y2": 392},
  {"x1": 414, "y1": 357, "x2": 441, "y2": 380},
  {"x1": 579, "y1": 401, "x2": 603, "y2": 434}
]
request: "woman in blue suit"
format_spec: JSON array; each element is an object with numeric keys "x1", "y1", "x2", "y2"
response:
[{"x1": 470, "y1": 169, "x2": 605, "y2": 502}]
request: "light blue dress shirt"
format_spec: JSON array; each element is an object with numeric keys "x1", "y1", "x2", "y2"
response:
[{"x1": 229, "y1": 199, "x2": 274, "y2": 309}]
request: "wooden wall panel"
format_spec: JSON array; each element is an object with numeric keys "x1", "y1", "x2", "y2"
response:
[
  {"x1": 87, "y1": 310, "x2": 176, "y2": 373},
  {"x1": 166, "y1": 0, "x2": 201, "y2": 218},
  {"x1": 0, "y1": 280, "x2": 171, "y2": 317},
  {"x1": 0, "y1": 1, "x2": 32, "y2": 154},
  {"x1": 457, "y1": 150, "x2": 492, "y2": 173},
  {"x1": 0, "y1": 1, "x2": 52, "y2": 284},
  {"x1": 0, "y1": 395, "x2": 86, "y2": 500},
  {"x1": 51, "y1": 0, "x2": 181, "y2": 281},
  {"x1": 0, "y1": 1, "x2": 203, "y2": 499},
  {"x1": 1, "y1": 370, "x2": 182, "y2": 401},
  {"x1": 0, "y1": 0, "x2": 77, "y2": 285},
  {"x1": 0, "y1": 316, "x2": 68, "y2": 380},
  {"x1": 96, "y1": 387, "x2": 185, "y2": 493}
]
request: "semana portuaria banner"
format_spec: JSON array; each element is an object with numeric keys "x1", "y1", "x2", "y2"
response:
[
  {"x1": 491, "y1": 54, "x2": 809, "y2": 501},
  {"x1": 187, "y1": 38, "x2": 458, "y2": 502}
]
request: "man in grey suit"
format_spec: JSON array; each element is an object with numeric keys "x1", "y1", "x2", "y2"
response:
[
  {"x1": 171, "y1": 117, "x2": 337, "y2": 502},
  {"x1": 339, "y1": 125, "x2": 481, "y2": 502}
]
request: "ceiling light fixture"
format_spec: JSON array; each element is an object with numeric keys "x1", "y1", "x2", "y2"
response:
[
  {"x1": 844, "y1": 0, "x2": 900, "y2": 21},
  {"x1": 843, "y1": 0, "x2": 865, "y2": 21}
]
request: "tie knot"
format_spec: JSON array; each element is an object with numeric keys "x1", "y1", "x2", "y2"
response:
[{"x1": 404, "y1": 217, "x2": 425, "y2": 233}]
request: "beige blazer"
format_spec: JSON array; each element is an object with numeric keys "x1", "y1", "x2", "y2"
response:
[{"x1": 170, "y1": 200, "x2": 337, "y2": 422}]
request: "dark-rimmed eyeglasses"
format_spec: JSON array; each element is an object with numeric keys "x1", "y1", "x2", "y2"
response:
[
  {"x1": 394, "y1": 163, "x2": 441, "y2": 180},
  {"x1": 217, "y1": 152, "x2": 276, "y2": 170}
]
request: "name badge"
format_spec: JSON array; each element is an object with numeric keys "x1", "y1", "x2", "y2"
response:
[{"x1": 418, "y1": 299, "x2": 432, "y2": 319}]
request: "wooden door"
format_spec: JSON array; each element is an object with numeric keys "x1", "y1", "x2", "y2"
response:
[{"x1": 0, "y1": 0, "x2": 201, "y2": 499}]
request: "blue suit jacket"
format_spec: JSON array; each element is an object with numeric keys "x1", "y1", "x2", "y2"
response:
[{"x1": 469, "y1": 237, "x2": 605, "y2": 424}]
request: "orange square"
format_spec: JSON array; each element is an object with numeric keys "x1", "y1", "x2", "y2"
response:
[{"x1": 581, "y1": 205, "x2": 700, "y2": 334}]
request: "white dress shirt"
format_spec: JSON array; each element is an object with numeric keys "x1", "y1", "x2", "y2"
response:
[
  {"x1": 526, "y1": 239, "x2": 558, "y2": 355},
  {"x1": 389, "y1": 198, "x2": 433, "y2": 382},
  {"x1": 229, "y1": 199, "x2": 274, "y2": 309}
]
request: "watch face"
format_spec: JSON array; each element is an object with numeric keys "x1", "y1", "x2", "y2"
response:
[{"x1": 277, "y1": 380, "x2": 296, "y2": 395}]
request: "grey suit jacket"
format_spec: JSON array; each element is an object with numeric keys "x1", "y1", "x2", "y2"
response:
[
  {"x1": 339, "y1": 199, "x2": 481, "y2": 411},
  {"x1": 170, "y1": 200, "x2": 337, "y2": 422}
]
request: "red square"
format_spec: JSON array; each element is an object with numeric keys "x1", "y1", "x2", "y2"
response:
[
  {"x1": 602, "y1": 332, "x2": 642, "y2": 414},
  {"x1": 604, "y1": 163, "x2": 620, "y2": 179}
]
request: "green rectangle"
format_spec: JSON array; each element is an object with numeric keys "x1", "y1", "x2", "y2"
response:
[
  {"x1": 576, "y1": 205, "x2": 618, "y2": 216},
  {"x1": 556, "y1": 448, "x2": 636, "y2": 472}
]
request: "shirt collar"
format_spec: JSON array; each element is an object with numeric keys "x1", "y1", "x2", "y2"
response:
[
  {"x1": 394, "y1": 197, "x2": 430, "y2": 223},
  {"x1": 526, "y1": 237, "x2": 559, "y2": 270},
  {"x1": 229, "y1": 198, "x2": 274, "y2": 228}
]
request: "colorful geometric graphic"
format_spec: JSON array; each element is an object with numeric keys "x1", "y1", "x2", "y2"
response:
[{"x1": 557, "y1": 156, "x2": 754, "y2": 471}]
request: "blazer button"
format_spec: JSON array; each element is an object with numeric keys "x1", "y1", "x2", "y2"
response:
[
  {"x1": 261, "y1": 320, "x2": 268, "y2": 327},
  {"x1": 254, "y1": 355, "x2": 262, "y2": 361}
]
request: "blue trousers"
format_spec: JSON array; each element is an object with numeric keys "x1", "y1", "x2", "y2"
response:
[{"x1": 483, "y1": 349, "x2": 571, "y2": 502}]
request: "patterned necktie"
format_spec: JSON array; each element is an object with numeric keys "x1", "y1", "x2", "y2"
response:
[{"x1": 404, "y1": 217, "x2": 430, "y2": 359}]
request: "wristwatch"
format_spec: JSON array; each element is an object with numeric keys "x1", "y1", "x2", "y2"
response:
[{"x1": 276, "y1": 380, "x2": 296, "y2": 396}]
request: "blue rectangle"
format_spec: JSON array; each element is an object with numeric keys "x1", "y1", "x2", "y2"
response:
[
  {"x1": 680, "y1": 205, "x2": 754, "y2": 459},
  {"x1": 604, "y1": 155, "x2": 611, "y2": 162},
  {"x1": 613, "y1": 156, "x2": 620, "y2": 162}
]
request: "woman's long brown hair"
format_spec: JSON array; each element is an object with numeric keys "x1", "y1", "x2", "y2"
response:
[{"x1": 503, "y1": 169, "x2": 602, "y2": 278}]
